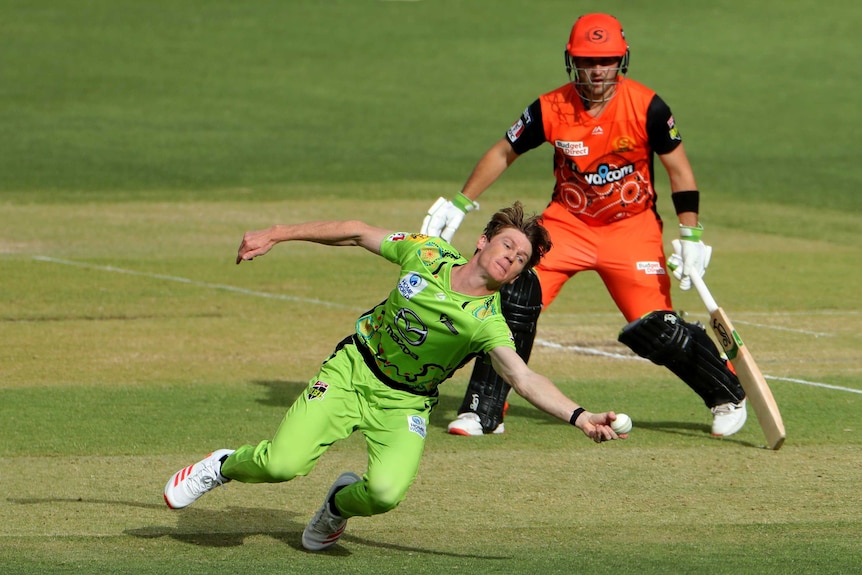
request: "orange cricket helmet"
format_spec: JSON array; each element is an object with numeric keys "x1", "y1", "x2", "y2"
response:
[{"x1": 565, "y1": 13, "x2": 630, "y2": 74}]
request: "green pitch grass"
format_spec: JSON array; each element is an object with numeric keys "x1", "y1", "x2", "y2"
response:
[{"x1": 1, "y1": 1, "x2": 860, "y2": 574}]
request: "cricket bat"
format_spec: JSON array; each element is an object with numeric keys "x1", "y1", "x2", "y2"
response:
[{"x1": 690, "y1": 273, "x2": 786, "y2": 450}]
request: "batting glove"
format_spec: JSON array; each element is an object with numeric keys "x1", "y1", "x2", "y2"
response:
[
  {"x1": 420, "y1": 193, "x2": 479, "y2": 242},
  {"x1": 668, "y1": 232, "x2": 712, "y2": 291}
]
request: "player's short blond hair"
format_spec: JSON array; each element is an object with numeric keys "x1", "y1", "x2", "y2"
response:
[{"x1": 482, "y1": 202, "x2": 552, "y2": 270}]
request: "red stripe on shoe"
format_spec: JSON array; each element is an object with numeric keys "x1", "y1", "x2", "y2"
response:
[
  {"x1": 174, "y1": 465, "x2": 193, "y2": 487},
  {"x1": 323, "y1": 525, "x2": 346, "y2": 543}
]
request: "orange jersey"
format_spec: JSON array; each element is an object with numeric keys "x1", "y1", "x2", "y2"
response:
[{"x1": 506, "y1": 78, "x2": 682, "y2": 226}]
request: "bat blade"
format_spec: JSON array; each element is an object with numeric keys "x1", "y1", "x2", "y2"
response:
[{"x1": 708, "y1": 306, "x2": 786, "y2": 450}]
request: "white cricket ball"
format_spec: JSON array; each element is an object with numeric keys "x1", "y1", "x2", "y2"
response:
[{"x1": 612, "y1": 413, "x2": 632, "y2": 434}]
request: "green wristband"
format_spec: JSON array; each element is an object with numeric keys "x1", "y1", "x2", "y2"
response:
[
  {"x1": 679, "y1": 223, "x2": 703, "y2": 241},
  {"x1": 452, "y1": 192, "x2": 477, "y2": 213}
]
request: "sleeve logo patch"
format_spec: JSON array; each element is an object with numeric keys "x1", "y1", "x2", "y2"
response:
[
  {"x1": 507, "y1": 118, "x2": 525, "y2": 142},
  {"x1": 667, "y1": 116, "x2": 681, "y2": 141},
  {"x1": 308, "y1": 381, "x2": 329, "y2": 401}
]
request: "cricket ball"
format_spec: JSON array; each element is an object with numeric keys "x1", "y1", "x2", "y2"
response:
[{"x1": 612, "y1": 413, "x2": 632, "y2": 434}]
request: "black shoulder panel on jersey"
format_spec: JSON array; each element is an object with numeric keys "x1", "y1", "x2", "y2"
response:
[
  {"x1": 646, "y1": 94, "x2": 682, "y2": 155},
  {"x1": 508, "y1": 99, "x2": 546, "y2": 155}
]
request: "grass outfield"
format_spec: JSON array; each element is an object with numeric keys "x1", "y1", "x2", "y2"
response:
[
  {"x1": 2, "y1": 196, "x2": 860, "y2": 575},
  {"x1": 2, "y1": 1, "x2": 861, "y2": 574}
]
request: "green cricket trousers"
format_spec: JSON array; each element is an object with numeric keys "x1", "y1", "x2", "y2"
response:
[{"x1": 220, "y1": 337, "x2": 438, "y2": 518}]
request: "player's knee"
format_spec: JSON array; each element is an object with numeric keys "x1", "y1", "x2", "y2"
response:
[
  {"x1": 262, "y1": 452, "x2": 314, "y2": 482},
  {"x1": 365, "y1": 478, "x2": 408, "y2": 514}
]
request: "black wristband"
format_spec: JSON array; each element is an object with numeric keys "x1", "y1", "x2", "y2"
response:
[
  {"x1": 671, "y1": 190, "x2": 700, "y2": 215},
  {"x1": 569, "y1": 407, "x2": 586, "y2": 426}
]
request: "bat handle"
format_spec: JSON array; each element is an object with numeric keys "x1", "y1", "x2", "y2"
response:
[{"x1": 689, "y1": 273, "x2": 719, "y2": 313}]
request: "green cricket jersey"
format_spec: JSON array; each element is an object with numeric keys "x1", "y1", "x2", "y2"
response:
[{"x1": 353, "y1": 233, "x2": 515, "y2": 395}]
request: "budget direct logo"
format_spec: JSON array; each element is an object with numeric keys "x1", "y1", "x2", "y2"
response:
[{"x1": 555, "y1": 140, "x2": 589, "y2": 157}]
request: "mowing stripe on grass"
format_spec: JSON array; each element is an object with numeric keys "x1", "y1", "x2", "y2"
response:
[
  {"x1": 35, "y1": 255, "x2": 860, "y2": 396},
  {"x1": 33, "y1": 255, "x2": 362, "y2": 311}
]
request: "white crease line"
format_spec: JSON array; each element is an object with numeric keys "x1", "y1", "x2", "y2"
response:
[
  {"x1": 536, "y1": 339, "x2": 647, "y2": 361},
  {"x1": 36, "y1": 255, "x2": 860, "y2": 396},
  {"x1": 765, "y1": 376, "x2": 862, "y2": 395},
  {"x1": 535, "y1": 339, "x2": 861, "y2": 395},
  {"x1": 33, "y1": 256, "x2": 362, "y2": 311},
  {"x1": 550, "y1": 316, "x2": 833, "y2": 338},
  {"x1": 725, "y1": 319, "x2": 832, "y2": 338}
]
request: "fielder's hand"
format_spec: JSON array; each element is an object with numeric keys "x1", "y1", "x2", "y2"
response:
[
  {"x1": 420, "y1": 193, "x2": 479, "y2": 242},
  {"x1": 668, "y1": 234, "x2": 712, "y2": 291},
  {"x1": 576, "y1": 411, "x2": 628, "y2": 443},
  {"x1": 236, "y1": 227, "x2": 277, "y2": 264}
]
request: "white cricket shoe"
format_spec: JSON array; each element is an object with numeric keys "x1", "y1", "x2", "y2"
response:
[
  {"x1": 302, "y1": 472, "x2": 361, "y2": 551},
  {"x1": 164, "y1": 449, "x2": 234, "y2": 509},
  {"x1": 446, "y1": 412, "x2": 505, "y2": 436},
  {"x1": 711, "y1": 399, "x2": 748, "y2": 437}
]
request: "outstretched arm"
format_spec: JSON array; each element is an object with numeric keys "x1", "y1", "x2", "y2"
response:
[
  {"x1": 236, "y1": 220, "x2": 392, "y2": 264},
  {"x1": 488, "y1": 346, "x2": 626, "y2": 443}
]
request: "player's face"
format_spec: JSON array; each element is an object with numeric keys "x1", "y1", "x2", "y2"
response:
[
  {"x1": 477, "y1": 229, "x2": 533, "y2": 286},
  {"x1": 572, "y1": 56, "x2": 621, "y2": 103}
]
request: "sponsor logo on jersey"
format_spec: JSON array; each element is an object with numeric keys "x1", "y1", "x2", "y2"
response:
[
  {"x1": 523, "y1": 106, "x2": 533, "y2": 125},
  {"x1": 592, "y1": 126, "x2": 604, "y2": 135},
  {"x1": 636, "y1": 261, "x2": 666, "y2": 275},
  {"x1": 507, "y1": 118, "x2": 525, "y2": 141},
  {"x1": 387, "y1": 233, "x2": 407, "y2": 242},
  {"x1": 408, "y1": 415, "x2": 427, "y2": 439},
  {"x1": 308, "y1": 381, "x2": 329, "y2": 401},
  {"x1": 583, "y1": 163, "x2": 635, "y2": 185},
  {"x1": 398, "y1": 273, "x2": 428, "y2": 300},
  {"x1": 385, "y1": 308, "x2": 427, "y2": 360},
  {"x1": 614, "y1": 135, "x2": 635, "y2": 153},
  {"x1": 555, "y1": 140, "x2": 589, "y2": 157}
]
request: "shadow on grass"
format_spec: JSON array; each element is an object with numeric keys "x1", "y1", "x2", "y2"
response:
[
  {"x1": 634, "y1": 420, "x2": 760, "y2": 448},
  {"x1": 248, "y1": 379, "x2": 555, "y2": 432},
  {"x1": 248, "y1": 379, "x2": 761, "y2": 448},
  {"x1": 252, "y1": 379, "x2": 306, "y2": 408},
  {"x1": 8, "y1": 497, "x2": 509, "y2": 559}
]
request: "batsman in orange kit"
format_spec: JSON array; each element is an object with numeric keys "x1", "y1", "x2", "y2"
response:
[{"x1": 422, "y1": 13, "x2": 749, "y2": 438}]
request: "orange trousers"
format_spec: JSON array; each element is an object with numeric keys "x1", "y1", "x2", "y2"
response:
[{"x1": 535, "y1": 201, "x2": 673, "y2": 322}]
